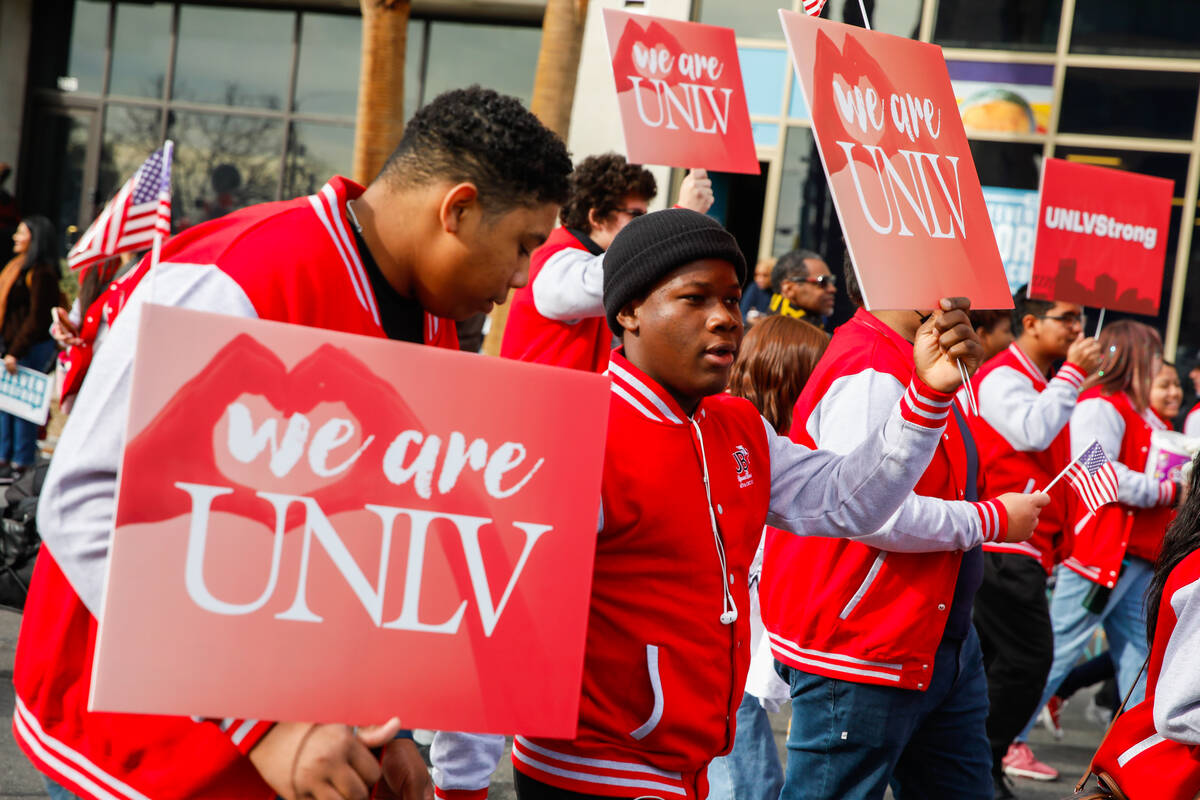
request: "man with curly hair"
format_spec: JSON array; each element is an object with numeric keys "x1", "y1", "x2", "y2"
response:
[
  {"x1": 500, "y1": 153, "x2": 714, "y2": 371},
  {"x1": 16, "y1": 86, "x2": 571, "y2": 800}
]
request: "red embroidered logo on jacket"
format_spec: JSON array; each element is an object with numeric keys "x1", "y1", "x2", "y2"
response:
[{"x1": 733, "y1": 445, "x2": 753, "y2": 488}]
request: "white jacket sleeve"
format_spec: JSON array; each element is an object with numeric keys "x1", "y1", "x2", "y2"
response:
[
  {"x1": 765, "y1": 372, "x2": 1004, "y2": 549},
  {"x1": 432, "y1": 731, "x2": 506, "y2": 798},
  {"x1": 1154, "y1": 577, "x2": 1200, "y2": 745},
  {"x1": 978, "y1": 362, "x2": 1084, "y2": 451},
  {"x1": 36, "y1": 262, "x2": 259, "y2": 617},
  {"x1": 1071, "y1": 398, "x2": 1173, "y2": 508},
  {"x1": 530, "y1": 248, "x2": 605, "y2": 322}
]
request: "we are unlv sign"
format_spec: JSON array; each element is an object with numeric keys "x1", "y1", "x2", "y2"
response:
[{"x1": 90, "y1": 305, "x2": 608, "y2": 735}]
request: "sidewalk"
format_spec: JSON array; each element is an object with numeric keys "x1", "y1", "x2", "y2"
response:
[{"x1": 1, "y1": 604, "x2": 1103, "y2": 800}]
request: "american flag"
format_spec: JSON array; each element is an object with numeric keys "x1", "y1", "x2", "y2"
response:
[
  {"x1": 1066, "y1": 440, "x2": 1119, "y2": 515},
  {"x1": 803, "y1": 0, "x2": 828, "y2": 14},
  {"x1": 67, "y1": 141, "x2": 173, "y2": 272}
]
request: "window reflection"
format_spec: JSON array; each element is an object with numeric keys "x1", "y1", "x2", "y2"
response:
[
  {"x1": 1059, "y1": 69, "x2": 1199, "y2": 140},
  {"x1": 823, "y1": 0, "x2": 923, "y2": 39},
  {"x1": 969, "y1": 141, "x2": 1041, "y2": 190},
  {"x1": 65, "y1": 0, "x2": 108, "y2": 94},
  {"x1": 173, "y1": 7, "x2": 292, "y2": 109},
  {"x1": 934, "y1": 0, "x2": 1062, "y2": 52},
  {"x1": 423, "y1": 22, "x2": 539, "y2": 107},
  {"x1": 697, "y1": 0, "x2": 787, "y2": 40},
  {"x1": 1071, "y1": 0, "x2": 1200, "y2": 58},
  {"x1": 774, "y1": 126, "x2": 817, "y2": 255},
  {"x1": 98, "y1": 105, "x2": 163, "y2": 204},
  {"x1": 169, "y1": 111, "x2": 284, "y2": 230},
  {"x1": 285, "y1": 123, "x2": 355, "y2": 199},
  {"x1": 110, "y1": 2, "x2": 171, "y2": 99},
  {"x1": 295, "y1": 13, "x2": 361, "y2": 117}
]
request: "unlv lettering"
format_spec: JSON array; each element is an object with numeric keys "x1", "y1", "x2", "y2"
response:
[{"x1": 177, "y1": 481, "x2": 552, "y2": 637}]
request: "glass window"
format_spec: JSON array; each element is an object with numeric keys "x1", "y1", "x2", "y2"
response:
[
  {"x1": 109, "y1": 2, "x2": 172, "y2": 99},
  {"x1": 752, "y1": 123, "x2": 779, "y2": 148},
  {"x1": 65, "y1": 0, "x2": 109, "y2": 94},
  {"x1": 168, "y1": 111, "x2": 284, "y2": 231},
  {"x1": 934, "y1": 0, "x2": 1062, "y2": 52},
  {"x1": 423, "y1": 22, "x2": 540, "y2": 107},
  {"x1": 405, "y1": 20, "x2": 426, "y2": 120},
  {"x1": 740, "y1": 48, "x2": 786, "y2": 118},
  {"x1": 773, "y1": 126, "x2": 818, "y2": 255},
  {"x1": 284, "y1": 122, "x2": 355, "y2": 199},
  {"x1": 173, "y1": 7, "x2": 293, "y2": 109},
  {"x1": 788, "y1": 84, "x2": 809, "y2": 121},
  {"x1": 295, "y1": 13, "x2": 361, "y2": 118},
  {"x1": 98, "y1": 105, "x2": 163, "y2": 204},
  {"x1": 1059, "y1": 69, "x2": 1199, "y2": 141},
  {"x1": 1176, "y1": 233, "x2": 1200, "y2": 362},
  {"x1": 1071, "y1": 0, "x2": 1200, "y2": 58},
  {"x1": 697, "y1": 0, "x2": 785, "y2": 40},
  {"x1": 822, "y1": 0, "x2": 923, "y2": 39},
  {"x1": 969, "y1": 141, "x2": 1042, "y2": 190}
]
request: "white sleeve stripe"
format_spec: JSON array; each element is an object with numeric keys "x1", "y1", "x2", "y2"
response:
[{"x1": 229, "y1": 719, "x2": 260, "y2": 746}]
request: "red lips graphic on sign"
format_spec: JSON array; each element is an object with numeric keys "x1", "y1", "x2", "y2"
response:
[{"x1": 91, "y1": 305, "x2": 609, "y2": 735}]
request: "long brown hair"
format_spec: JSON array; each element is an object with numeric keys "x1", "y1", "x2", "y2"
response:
[
  {"x1": 1080, "y1": 319, "x2": 1162, "y2": 413},
  {"x1": 728, "y1": 316, "x2": 829, "y2": 433}
]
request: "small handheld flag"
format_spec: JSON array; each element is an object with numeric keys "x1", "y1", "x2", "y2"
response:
[
  {"x1": 1041, "y1": 440, "x2": 1119, "y2": 514},
  {"x1": 802, "y1": 0, "x2": 827, "y2": 15},
  {"x1": 68, "y1": 141, "x2": 173, "y2": 273}
]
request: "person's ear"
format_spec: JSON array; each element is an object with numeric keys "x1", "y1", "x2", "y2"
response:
[
  {"x1": 439, "y1": 183, "x2": 479, "y2": 234},
  {"x1": 617, "y1": 299, "x2": 642, "y2": 334},
  {"x1": 587, "y1": 207, "x2": 610, "y2": 232},
  {"x1": 1022, "y1": 313, "x2": 1039, "y2": 335}
]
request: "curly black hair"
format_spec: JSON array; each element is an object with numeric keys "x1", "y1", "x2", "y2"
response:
[
  {"x1": 559, "y1": 153, "x2": 656, "y2": 232},
  {"x1": 381, "y1": 86, "x2": 572, "y2": 211}
]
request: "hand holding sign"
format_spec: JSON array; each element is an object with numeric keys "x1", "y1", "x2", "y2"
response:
[
  {"x1": 249, "y1": 721, "x2": 390, "y2": 800},
  {"x1": 912, "y1": 297, "x2": 984, "y2": 394},
  {"x1": 679, "y1": 168, "x2": 715, "y2": 213}
]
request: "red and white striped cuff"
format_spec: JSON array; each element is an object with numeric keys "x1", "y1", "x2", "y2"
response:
[
  {"x1": 213, "y1": 718, "x2": 273, "y2": 755},
  {"x1": 973, "y1": 498, "x2": 1007, "y2": 543},
  {"x1": 899, "y1": 377, "x2": 955, "y2": 429},
  {"x1": 1053, "y1": 362, "x2": 1087, "y2": 390},
  {"x1": 1158, "y1": 480, "x2": 1178, "y2": 506},
  {"x1": 435, "y1": 788, "x2": 489, "y2": 800}
]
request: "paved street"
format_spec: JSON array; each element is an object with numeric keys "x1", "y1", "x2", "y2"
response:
[{"x1": 1, "y1": 604, "x2": 1101, "y2": 799}]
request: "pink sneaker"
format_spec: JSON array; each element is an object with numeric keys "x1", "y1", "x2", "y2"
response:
[{"x1": 1003, "y1": 742, "x2": 1059, "y2": 781}]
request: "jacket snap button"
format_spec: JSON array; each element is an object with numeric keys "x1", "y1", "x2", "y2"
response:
[
  {"x1": 717, "y1": 504, "x2": 724, "y2": 514},
  {"x1": 937, "y1": 603, "x2": 946, "y2": 611}
]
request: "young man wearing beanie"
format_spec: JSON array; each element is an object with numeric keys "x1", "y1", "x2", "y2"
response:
[
  {"x1": 17, "y1": 86, "x2": 571, "y2": 800},
  {"x1": 757, "y1": 258, "x2": 1050, "y2": 800},
  {"x1": 501, "y1": 209, "x2": 1048, "y2": 800},
  {"x1": 500, "y1": 154, "x2": 714, "y2": 372}
]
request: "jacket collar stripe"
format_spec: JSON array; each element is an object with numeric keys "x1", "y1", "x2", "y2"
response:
[
  {"x1": 767, "y1": 632, "x2": 903, "y2": 670},
  {"x1": 307, "y1": 192, "x2": 375, "y2": 322},
  {"x1": 14, "y1": 695, "x2": 149, "y2": 800},
  {"x1": 611, "y1": 383, "x2": 666, "y2": 423},
  {"x1": 609, "y1": 361, "x2": 685, "y2": 424},
  {"x1": 320, "y1": 183, "x2": 382, "y2": 326},
  {"x1": 513, "y1": 737, "x2": 684, "y2": 780},
  {"x1": 1009, "y1": 344, "x2": 1047, "y2": 387}
]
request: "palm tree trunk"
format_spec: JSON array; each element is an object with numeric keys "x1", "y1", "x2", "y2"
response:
[
  {"x1": 353, "y1": 0, "x2": 411, "y2": 186},
  {"x1": 480, "y1": 0, "x2": 589, "y2": 356}
]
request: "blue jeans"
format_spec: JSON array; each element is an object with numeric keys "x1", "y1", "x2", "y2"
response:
[
  {"x1": 706, "y1": 692, "x2": 784, "y2": 800},
  {"x1": 1017, "y1": 559, "x2": 1152, "y2": 742},
  {"x1": 777, "y1": 626, "x2": 992, "y2": 800},
  {"x1": 42, "y1": 776, "x2": 78, "y2": 800},
  {"x1": 0, "y1": 338, "x2": 56, "y2": 467}
]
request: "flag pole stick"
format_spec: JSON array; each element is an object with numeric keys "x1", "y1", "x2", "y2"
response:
[
  {"x1": 856, "y1": 0, "x2": 871, "y2": 29},
  {"x1": 1094, "y1": 307, "x2": 1106, "y2": 337},
  {"x1": 1039, "y1": 459, "x2": 1074, "y2": 494},
  {"x1": 957, "y1": 359, "x2": 977, "y2": 415}
]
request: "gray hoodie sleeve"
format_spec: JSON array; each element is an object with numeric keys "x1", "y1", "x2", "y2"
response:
[{"x1": 1154, "y1": 575, "x2": 1200, "y2": 745}]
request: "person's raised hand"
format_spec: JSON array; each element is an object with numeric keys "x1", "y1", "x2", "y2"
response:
[
  {"x1": 678, "y1": 168, "x2": 714, "y2": 214},
  {"x1": 249, "y1": 722, "x2": 383, "y2": 800},
  {"x1": 1067, "y1": 333, "x2": 1103, "y2": 375},
  {"x1": 996, "y1": 491, "x2": 1051, "y2": 543},
  {"x1": 912, "y1": 297, "x2": 983, "y2": 393}
]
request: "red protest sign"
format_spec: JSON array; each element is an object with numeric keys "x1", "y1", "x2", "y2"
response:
[
  {"x1": 1030, "y1": 158, "x2": 1173, "y2": 315},
  {"x1": 602, "y1": 9, "x2": 759, "y2": 175},
  {"x1": 780, "y1": 10, "x2": 1012, "y2": 310},
  {"x1": 90, "y1": 305, "x2": 608, "y2": 736}
]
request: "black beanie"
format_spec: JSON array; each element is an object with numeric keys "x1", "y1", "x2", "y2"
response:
[{"x1": 602, "y1": 208, "x2": 747, "y2": 335}]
